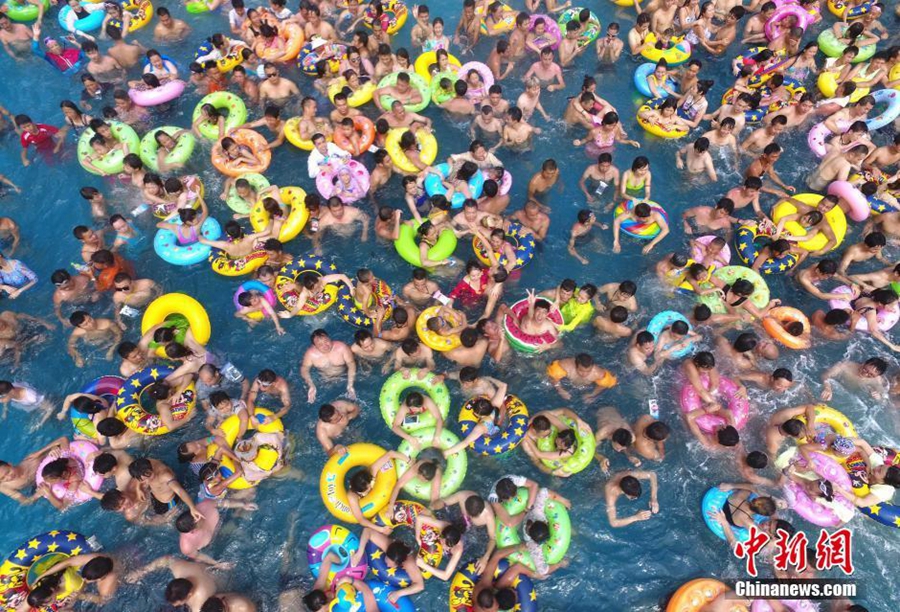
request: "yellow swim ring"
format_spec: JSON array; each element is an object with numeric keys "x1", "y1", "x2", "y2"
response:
[{"x1": 320, "y1": 442, "x2": 397, "y2": 523}]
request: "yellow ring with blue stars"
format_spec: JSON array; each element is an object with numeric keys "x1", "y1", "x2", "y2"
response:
[
  {"x1": 0, "y1": 531, "x2": 93, "y2": 611},
  {"x1": 473, "y1": 221, "x2": 536, "y2": 271},
  {"x1": 458, "y1": 394, "x2": 529, "y2": 456},
  {"x1": 116, "y1": 365, "x2": 196, "y2": 436},
  {"x1": 734, "y1": 222, "x2": 798, "y2": 275},
  {"x1": 336, "y1": 279, "x2": 394, "y2": 330},
  {"x1": 448, "y1": 558, "x2": 537, "y2": 612}
]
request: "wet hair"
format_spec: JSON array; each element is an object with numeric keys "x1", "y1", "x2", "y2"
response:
[
  {"x1": 41, "y1": 458, "x2": 69, "y2": 480},
  {"x1": 612, "y1": 428, "x2": 634, "y2": 447},
  {"x1": 496, "y1": 589, "x2": 517, "y2": 610},
  {"x1": 349, "y1": 469, "x2": 374, "y2": 493},
  {"x1": 165, "y1": 578, "x2": 193, "y2": 603},
  {"x1": 717, "y1": 426, "x2": 740, "y2": 447},
  {"x1": 747, "y1": 451, "x2": 769, "y2": 469},
  {"x1": 693, "y1": 304, "x2": 712, "y2": 321},
  {"x1": 175, "y1": 512, "x2": 198, "y2": 534},
  {"x1": 417, "y1": 461, "x2": 438, "y2": 481},
  {"x1": 201, "y1": 597, "x2": 226, "y2": 612},
  {"x1": 128, "y1": 457, "x2": 153, "y2": 479},
  {"x1": 92, "y1": 452, "x2": 118, "y2": 475},
  {"x1": 96, "y1": 417, "x2": 126, "y2": 437},
  {"x1": 525, "y1": 520, "x2": 550, "y2": 543},
  {"x1": 646, "y1": 421, "x2": 670, "y2": 441},
  {"x1": 303, "y1": 590, "x2": 328, "y2": 611},
  {"x1": 636, "y1": 331, "x2": 654, "y2": 346},
  {"x1": 824, "y1": 309, "x2": 850, "y2": 326},
  {"x1": 495, "y1": 477, "x2": 518, "y2": 502},
  {"x1": 620, "y1": 475, "x2": 642, "y2": 497},
  {"x1": 734, "y1": 333, "x2": 758, "y2": 353},
  {"x1": 750, "y1": 496, "x2": 777, "y2": 515},
  {"x1": 100, "y1": 489, "x2": 124, "y2": 511},
  {"x1": 864, "y1": 357, "x2": 888, "y2": 375},
  {"x1": 385, "y1": 541, "x2": 411, "y2": 565},
  {"x1": 465, "y1": 494, "x2": 486, "y2": 516},
  {"x1": 82, "y1": 556, "x2": 113, "y2": 580},
  {"x1": 693, "y1": 351, "x2": 715, "y2": 369},
  {"x1": 773, "y1": 368, "x2": 793, "y2": 382}
]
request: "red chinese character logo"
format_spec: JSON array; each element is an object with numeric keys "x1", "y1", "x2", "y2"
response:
[
  {"x1": 733, "y1": 525, "x2": 770, "y2": 577},
  {"x1": 773, "y1": 528, "x2": 808, "y2": 574},
  {"x1": 815, "y1": 528, "x2": 854, "y2": 575}
]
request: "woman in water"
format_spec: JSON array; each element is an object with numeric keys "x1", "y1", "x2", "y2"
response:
[
  {"x1": 143, "y1": 49, "x2": 179, "y2": 79},
  {"x1": 0, "y1": 252, "x2": 37, "y2": 299},
  {"x1": 59, "y1": 100, "x2": 93, "y2": 140}
]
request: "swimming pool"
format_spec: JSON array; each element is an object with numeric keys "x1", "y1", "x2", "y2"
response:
[{"x1": 0, "y1": 1, "x2": 895, "y2": 610}]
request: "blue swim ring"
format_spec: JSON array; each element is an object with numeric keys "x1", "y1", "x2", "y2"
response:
[
  {"x1": 633, "y1": 63, "x2": 677, "y2": 99},
  {"x1": 424, "y1": 163, "x2": 485, "y2": 210},
  {"x1": 154, "y1": 217, "x2": 222, "y2": 266},
  {"x1": 646, "y1": 310, "x2": 694, "y2": 359},
  {"x1": 702, "y1": 487, "x2": 765, "y2": 542},
  {"x1": 58, "y1": 3, "x2": 104, "y2": 33}
]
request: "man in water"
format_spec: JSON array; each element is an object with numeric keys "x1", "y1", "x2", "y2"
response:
[
  {"x1": 604, "y1": 470, "x2": 659, "y2": 527},
  {"x1": 51, "y1": 268, "x2": 97, "y2": 325},
  {"x1": 128, "y1": 457, "x2": 203, "y2": 520},
  {"x1": 315, "y1": 400, "x2": 360, "y2": 456},
  {"x1": 546, "y1": 352, "x2": 616, "y2": 400},
  {"x1": 126, "y1": 557, "x2": 216, "y2": 612},
  {"x1": 111, "y1": 272, "x2": 159, "y2": 329},
  {"x1": 67, "y1": 311, "x2": 122, "y2": 367},
  {"x1": 153, "y1": 7, "x2": 191, "y2": 42},
  {"x1": 0, "y1": 437, "x2": 69, "y2": 504},
  {"x1": 300, "y1": 329, "x2": 356, "y2": 402},
  {"x1": 496, "y1": 291, "x2": 559, "y2": 352}
]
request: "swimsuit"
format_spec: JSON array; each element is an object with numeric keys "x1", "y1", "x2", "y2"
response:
[
  {"x1": 176, "y1": 224, "x2": 199, "y2": 245},
  {"x1": 624, "y1": 174, "x2": 646, "y2": 199},
  {"x1": 723, "y1": 496, "x2": 754, "y2": 527},
  {"x1": 150, "y1": 492, "x2": 178, "y2": 514},
  {"x1": 679, "y1": 95, "x2": 704, "y2": 121},
  {"x1": 0, "y1": 260, "x2": 37, "y2": 289},
  {"x1": 8, "y1": 382, "x2": 45, "y2": 411}
]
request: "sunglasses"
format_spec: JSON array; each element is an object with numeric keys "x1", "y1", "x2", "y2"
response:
[
  {"x1": 265, "y1": 72, "x2": 278, "y2": 78},
  {"x1": 114, "y1": 285, "x2": 131, "y2": 292}
]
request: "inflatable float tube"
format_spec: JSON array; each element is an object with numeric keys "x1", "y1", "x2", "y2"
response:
[
  {"x1": 697, "y1": 265, "x2": 770, "y2": 314},
  {"x1": 395, "y1": 427, "x2": 467, "y2": 499},
  {"x1": 458, "y1": 394, "x2": 529, "y2": 456},
  {"x1": 139, "y1": 126, "x2": 195, "y2": 172},
  {"x1": 379, "y1": 368, "x2": 450, "y2": 432},
  {"x1": 495, "y1": 486, "x2": 571, "y2": 568},
  {"x1": 734, "y1": 222, "x2": 798, "y2": 275},
  {"x1": 646, "y1": 310, "x2": 695, "y2": 359},
  {"x1": 701, "y1": 487, "x2": 765, "y2": 542},
  {"x1": 154, "y1": 217, "x2": 222, "y2": 266},
  {"x1": 424, "y1": 162, "x2": 484, "y2": 209},
  {"x1": 828, "y1": 284, "x2": 900, "y2": 331},
  {"x1": 679, "y1": 373, "x2": 749, "y2": 434},
  {"x1": 771, "y1": 193, "x2": 847, "y2": 251},
  {"x1": 502, "y1": 298, "x2": 563, "y2": 354}
]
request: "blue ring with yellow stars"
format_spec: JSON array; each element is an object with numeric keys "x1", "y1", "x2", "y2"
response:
[
  {"x1": 116, "y1": 365, "x2": 194, "y2": 434},
  {"x1": 861, "y1": 500, "x2": 900, "y2": 528},
  {"x1": 458, "y1": 395, "x2": 529, "y2": 456},
  {"x1": 734, "y1": 223, "x2": 798, "y2": 275},
  {"x1": 448, "y1": 559, "x2": 537, "y2": 612},
  {"x1": 867, "y1": 194, "x2": 900, "y2": 216},
  {"x1": 336, "y1": 280, "x2": 394, "y2": 330},
  {"x1": 274, "y1": 254, "x2": 340, "y2": 313},
  {"x1": 473, "y1": 221, "x2": 536, "y2": 271},
  {"x1": 0, "y1": 531, "x2": 92, "y2": 608},
  {"x1": 365, "y1": 541, "x2": 417, "y2": 589}
]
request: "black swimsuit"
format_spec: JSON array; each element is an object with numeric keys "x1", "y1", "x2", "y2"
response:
[{"x1": 723, "y1": 496, "x2": 754, "y2": 527}]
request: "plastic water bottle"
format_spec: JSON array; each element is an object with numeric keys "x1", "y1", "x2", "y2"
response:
[
  {"x1": 221, "y1": 362, "x2": 243, "y2": 382},
  {"x1": 648, "y1": 399, "x2": 659, "y2": 420}
]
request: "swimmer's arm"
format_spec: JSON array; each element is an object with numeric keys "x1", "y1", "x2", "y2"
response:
[
  {"x1": 443, "y1": 423, "x2": 484, "y2": 456},
  {"x1": 126, "y1": 555, "x2": 177, "y2": 582},
  {"x1": 67, "y1": 332, "x2": 84, "y2": 366},
  {"x1": 391, "y1": 408, "x2": 421, "y2": 447},
  {"x1": 0, "y1": 483, "x2": 30, "y2": 504}
]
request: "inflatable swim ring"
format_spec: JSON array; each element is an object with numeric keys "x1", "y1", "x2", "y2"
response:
[
  {"x1": 458, "y1": 394, "x2": 529, "y2": 456},
  {"x1": 502, "y1": 298, "x2": 562, "y2": 354},
  {"x1": 77, "y1": 122, "x2": 140, "y2": 176},
  {"x1": 249, "y1": 186, "x2": 308, "y2": 243},
  {"x1": 614, "y1": 199, "x2": 669, "y2": 238},
  {"x1": 495, "y1": 487, "x2": 571, "y2": 568},
  {"x1": 376, "y1": 71, "x2": 430, "y2": 112},
  {"x1": 233, "y1": 279, "x2": 276, "y2": 321},
  {"x1": 274, "y1": 254, "x2": 341, "y2": 315},
  {"x1": 139, "y1": 127, "x2": 195, "y2": 172},
  {"x1": 320, "y1": 442, "x2": 397, "y2": 523},
  {"x1": 307, "y1": 524, "x2": 368, "y2": 584},
  {"x1": 697, "y1": 265, "x2": 770, "y2": 314},
  {"x1": 394, "y1": 221, "x2": 458, "y2": 268},
  {"x1": 762, "y1": 306, "x2": 811, "y2": 349},
  {"x1": 771, "y1": 193, "x2": 847, "y2": 252},
  {"x1": 379, "y1": 368, "x2": 450, "y2": 431},
  {"x1": 679, "y1": 374, "x2": 749, "y2": 434},
  {"x1": 211, "y1": 129, "x2": 271, "y2": 177},
  {"x1": 701, "y1": 487, "x2": 765, "y2": 542},
  {"x1": 154, "y1": 217, "x2": 222, "y2": 266},
  {"x1": 424, "y1": 162, "x2": 484, "y2": 209},
  {"x1": 415, "y1": 305, "x2": 462, "y2": 352},
  {"x1": 734, "y1": 222, "x2": 798, "y2": 274},
  {"x1": 472, "y1": 221, "x2": 535, "y2": 270},
  {"x1": 35, "y1": 440, "x2": 102, "y2": 505},
  {"x1": 395, "y1": 427, "x2": 467, "y2": 499},
  {"x1": 646, "y1": 310, "x2": 695, "y2": 359},
  {"x1": 535, "y1": 415, "x2": 596, "y2": 476},
  {"x1": 828, "y1": 284, "x2": 900, "y2": 331},
  {"x1": 116, "y1": 365, "x2": 196, "y2": 435},
  {"x1": 192, "y1": 91, "x2": 247, "y2": 140},
  {"x1": 206, "y1": 407, "x2": 284, "y2": 489}
]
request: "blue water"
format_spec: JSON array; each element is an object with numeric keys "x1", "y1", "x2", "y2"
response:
[{"x1": 0, "y1": 1, "x2": 896, "y2": 610}]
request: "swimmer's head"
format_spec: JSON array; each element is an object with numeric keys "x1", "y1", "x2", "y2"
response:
[
  {"x1": 92, "y1": 452, "x2": 118, "y2": 475},
  {"x1": 349, "y1": 469, "x2": 374, "y2": 495},
  {"x1": 494, "y1": 477, "x2": 519, "y2": 503},
  {"x1": 574, "y1": 353, "x2": 594, "y2": 375},
  {"x1": 717, "y1": 426, "x2": 740, "y2": 447},
  {"x1": 823, "y1": 309, "x2": 850, "y2": 327},
  {"x1": 165, "y1": 578, "x2": 194, "y2": 606},
  {"x1": 636, "y1": 331, "x2": 655, "y2": 354},
  {"x1": 692, "y1": 351, "x2": 715, "y2": 370},
  {"x1": 862, "y1": 357, "x2": 887, "y2": 378},
  {"x1": 96, "y1": 417, "x2": 127, "y2": 438},
  {"x1": 771, "y1": 369, "x2": 793, "y2": 392},
  {"x1": 175, "y1": 511, "x2": 197, "y2": 534},
  {"x1": 610, "y1": 306, "x2": 628, "y2": 324},
  {"x1": 749, "y1": 496, "x2": 777, "y2": 516},
  {"x1": 128, "y1": 458, "x2": 154, "y2": 481},
  {"x1": 82, "y1": 556, "x2": 113, "y2": 582},
  {"x1": 556, "y1": 429, "x2": 576, "y2": 451},
  {"x1": 471, "y1": 397, "x2": 494, "y2": 418},
  {"x1": 201, "y1": 597, "x2": 227, "y2": 612},
  {"x1": 530, "y1": 415, "x2": 551, "y2": 435},
  {"x1": 646, "y1": 421, "x2": 670, "y2": 441},
  {"x1": 525, "y1": 519, "x2": 550, "y2": 543},
  {"x1": 620, "y1": 475, "x2": 642, "y2": 499},
  {"x1": 303, "y1": 589, "x2": 328, "y2": 611},
  {"x1": 40, "y1": 458, "x2": 70, "y2": 482},
  {"x1": 733, "y1": 332, "x2": 757, "y2": 353},
  {"x1": 417, "y1": 461, "x2": 438, "y2": 481},
  {"x1": 746, "y1": 451, "x2": 768, "y2": 470},
  {"x1": 386, "y1": 541, "x2": 411, "y2": 566},
  {"x1": 611, "y1": 428, "x2": 634, "y2": 450}
]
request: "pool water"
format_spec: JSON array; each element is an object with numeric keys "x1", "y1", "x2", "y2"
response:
[{"x1": 0, "y1": 1, "x2": 896, "y2": 610}]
